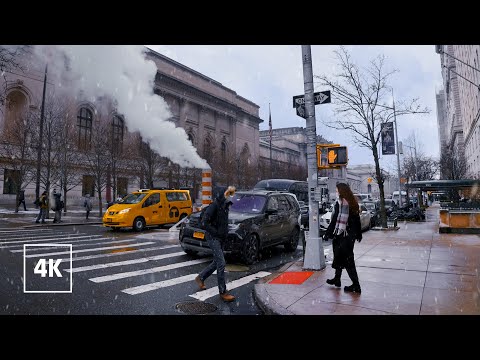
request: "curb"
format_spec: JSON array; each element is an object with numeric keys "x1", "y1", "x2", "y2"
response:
[{"x1": 253, "y1": 284, "x2": 294, "y2": 315}]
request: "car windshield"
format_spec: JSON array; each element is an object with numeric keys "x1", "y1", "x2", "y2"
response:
[
  {"x1": 230, "y1": 194, "x2": 266, "y2": 214},
  {"x1": 121, "y1": 193, "x2": 147, "y2": 204}
]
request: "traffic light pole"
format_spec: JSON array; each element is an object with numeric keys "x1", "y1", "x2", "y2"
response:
[{"x1": 301, "y1": 45, "x2": 326, "y2": 271}]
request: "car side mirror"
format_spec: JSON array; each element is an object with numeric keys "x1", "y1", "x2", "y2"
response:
[{"x1": 266, "y1": 209, "x2": 278, "y2": 215}]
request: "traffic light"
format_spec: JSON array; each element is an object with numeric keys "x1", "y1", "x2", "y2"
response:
[{"x1": 327, "y1": 146, "x2": 348, "y2": 165}]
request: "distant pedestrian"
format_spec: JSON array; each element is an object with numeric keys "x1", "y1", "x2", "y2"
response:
[
  {"x1": 323, "y1": 182, "x2": 363, "y2": 293},
  {"x1": 84, "y1": 194, "x2": 93, "y2": 219},
  {"x1": 194, "y1": 185, "x2": 236, "y2": 302},
  {"x1": 52, "y1": 189, "x2": 63, "y2": 223},
  {"x1": 35, "y1": 191, "x2": 48, "y2": 224},
  {"x1": 17, "y1": 190, "x2": 27, "y2": 211}
]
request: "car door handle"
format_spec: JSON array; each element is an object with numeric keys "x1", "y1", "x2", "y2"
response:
[{"x1": 158, "y1": 206, "x2": 162, "y2": 208}]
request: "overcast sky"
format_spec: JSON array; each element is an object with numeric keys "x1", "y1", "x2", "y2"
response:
[{"x1": 147, "y1": 45, "x2": 443, "y2": 172}]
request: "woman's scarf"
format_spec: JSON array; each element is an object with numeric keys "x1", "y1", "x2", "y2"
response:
[{"x1": 334, "y1": 198, "x2": 349, "y2": 236}]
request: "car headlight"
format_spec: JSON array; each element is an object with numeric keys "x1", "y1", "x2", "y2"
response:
[
  {"x1": 228, "y1": 223, "x2": 241, "y2": 231},
  {"x1": 118, "y1": 208, "x2": 131, "y2": 214}
]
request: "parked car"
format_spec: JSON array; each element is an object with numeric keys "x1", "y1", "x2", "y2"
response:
[
  {"x1": 319, "y1": 203, "x2": 371, "y2": 232},
  {"x1": 362, "y1": 200, "x2": 378, "y2": 227},
  {"x1": 178, "y1": 190, "x2": 301, "y2": 264}
]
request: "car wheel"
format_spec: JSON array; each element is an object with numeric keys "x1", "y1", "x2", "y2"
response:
[
  {"x1": 284, "y1": 227, "x2": 300, "y2": 252},
  {"x1": 133, "y1": 217, "x2": 145, "y2": 232},
  {"x1": 242, "y1": 234, "x2": 260, "y2": 265}
]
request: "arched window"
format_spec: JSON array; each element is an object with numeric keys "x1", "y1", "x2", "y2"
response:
[
  {"x1": 240, "y1": 144, "x2": 250, "y2": 166},
  {"x1": 112, "y1": 115, "x2": 124, "y2": 154},
  {"x1": 367, "y1": 184, "x2": 372, "y2": 194},
  {"x1": 77, "y1": 107, "x2": 93, "y2": 150},
  {"x1": 4, "y1": 90, "x2": 28, "y2": 136}
]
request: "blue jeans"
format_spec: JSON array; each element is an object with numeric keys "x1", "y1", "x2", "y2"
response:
[
  {"x1": 198, "y1": 233, "x2": 227, "y2": 294},
  {"x1": 36, "y1": 208, "x2": 46, "y2": 222}
]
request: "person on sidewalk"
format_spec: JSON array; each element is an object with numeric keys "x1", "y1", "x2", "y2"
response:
[
  {"x1": 52, "y1": 189, "x2": 63, "y2": 223},
  {"x1": 84, "y1": 194, "x2": 93, "y2": 219},
  {"x1": 322, "y1": 182, "x2": 363, "y2": 293},
  {"x1": 35, "y1": 191, "x2": 48, "y2": 224},
  {"x1": 18, "y1": 189, "x2": 27, "y2": 211},
  {"x1": 194, "y1": 185, "x2": 236, "y2": 302}
]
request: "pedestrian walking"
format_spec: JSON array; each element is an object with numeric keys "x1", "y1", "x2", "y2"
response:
[
  {"x1": 35, "y1": 191, "x2": 48, "y2": 224},
  {"x1": 194, "y1": 185, "x2": 236, "y2": 302},
  {"x1": 323, "y1": 182, "x2": 363, "y2": 293},
  {"x1": 18, "y1": 189, "x2": 27, "y2": 211},
  {"x1": 84, "y1": 194, "x2": 93, "y2": 219}
]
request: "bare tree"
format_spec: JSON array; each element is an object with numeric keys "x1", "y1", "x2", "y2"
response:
[
  {"x1": 0, "y1": 108, "x2": 36, "y2": 212},
  {"x1": 440, "y1": 145, "x2": 467, "y2": 180},
  {"x1": 137, "y1": 137, "x2": 168, "y2": 189},
  {"x1": 83, "y1": 120, "x2": 110, "y2": 217},
  {"x1": 316, "y1": 47, "x2": 429, "y2": 227},
  {"x1": 57, "y1": 107, "x2": 82, "y2": 213}
]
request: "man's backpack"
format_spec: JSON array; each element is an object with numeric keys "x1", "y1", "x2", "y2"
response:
[
  {"x1": 198, "y1": 202, "x2": 217, "y2": 230},
  {"x1": 34, "y1": 198, "x2": 40, "y2": 206}
]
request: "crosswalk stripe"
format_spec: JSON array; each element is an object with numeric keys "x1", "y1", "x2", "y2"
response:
[
  {"x1": 122, "y1": 274, "x2": 198, "y2": 295},
  {"x1": 57, "y1": 245, "x2": 179, "y2": 263},
  {"x1": 1, "y1": 235, "x2": 102, "y2": 247},
  {"x1": 0, "y1": 229, "x2": 53, "y2": 234},
  {"x1": 24, "y1": 242, "x2": 155, "y2": 258},
  {"x1": 66, "y1": 251, "x2": 186, "y2": 273},
  {"x1": 89, "y1": 258, "x2": 211, "y2": 283},
  {"x1": 0, "y1": 233, "x2": 78, "y2": 242},
  {"x1": 10, "y1": 238, "x2": 135, "y2": 252},
  {"x1": 189, "y1": 271, "x2": 271, "y2": 301}
]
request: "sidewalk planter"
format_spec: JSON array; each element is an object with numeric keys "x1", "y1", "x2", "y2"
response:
[{"x1": 439, "y1": 209, "x2": 480, "y2": 234}]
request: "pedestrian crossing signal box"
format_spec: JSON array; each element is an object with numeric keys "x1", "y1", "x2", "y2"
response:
[{"x1": 327, "y1": 146, "x2": 348, "y2": 166}]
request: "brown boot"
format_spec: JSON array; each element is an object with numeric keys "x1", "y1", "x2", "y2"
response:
[
  {"x1": 219, "y1": 292, "x2": 235, "y2": 302},
  {"x1": 195, "y1": 275, "x2": 206, "y2": 290}
]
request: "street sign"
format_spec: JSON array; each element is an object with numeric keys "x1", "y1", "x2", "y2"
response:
[
  {"x1": 296, "y1": 104, "x2": 307, "y2": 119},
  {"x1": 292, "y1": 90, "x2": 331, "y2": 108}
]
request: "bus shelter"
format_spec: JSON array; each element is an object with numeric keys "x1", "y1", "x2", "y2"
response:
[{"x1": 406, "y1": 180, "x2": 480, "y2": 233}]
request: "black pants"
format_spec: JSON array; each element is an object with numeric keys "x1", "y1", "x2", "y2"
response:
[{"x1": 18, "y1": 200, "x2": 27, "y2": 211}]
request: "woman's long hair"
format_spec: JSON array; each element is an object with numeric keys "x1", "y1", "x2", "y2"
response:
[{"x1": 336, "y1": 182, "x2": 359, "y2": 215}]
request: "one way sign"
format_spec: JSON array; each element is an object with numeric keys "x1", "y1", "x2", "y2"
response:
[{"x1": 292, "y1": 90, "x2": 331, "y2": 108}]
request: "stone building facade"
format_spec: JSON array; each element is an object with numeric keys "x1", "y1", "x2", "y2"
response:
[{"x1": 0, "y1": 46, "x2": 263, "y2": 207}]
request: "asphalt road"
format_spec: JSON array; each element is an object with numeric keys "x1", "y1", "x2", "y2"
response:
[{"x1": 0, "y1": 221, "x2": 307, "y2": 315}]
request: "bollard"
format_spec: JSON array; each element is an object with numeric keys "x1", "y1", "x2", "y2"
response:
[
  {"x1": 201, "y1": 168, "x2": 212, "y2": 209},
  {"x1": 394, "y1": 217, "x2": 398, "y2": 228}
]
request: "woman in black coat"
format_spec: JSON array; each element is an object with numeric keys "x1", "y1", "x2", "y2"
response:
[{"x1": 323, "y1": 182, "x2": 362, "y2": 293}]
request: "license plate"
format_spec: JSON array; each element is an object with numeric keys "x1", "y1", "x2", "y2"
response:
[
  {"x1": 193, "y1": 231, "x2": 205, "y2": 240},
  {"x1": 106, "y1": 218, "x2": 112, "y2": 222}
]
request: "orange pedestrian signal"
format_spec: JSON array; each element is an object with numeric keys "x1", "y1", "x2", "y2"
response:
[{"x1": 327, "y1": 146, "x2": 348, "y2": 165}]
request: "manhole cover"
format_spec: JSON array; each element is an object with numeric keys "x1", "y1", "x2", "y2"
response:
[
  {"x1": 225, "y1": 264, "x2": 249, "y2": 272},
  {"x1": 175, "y1": 301, "x2": 217, "y2": 315}
]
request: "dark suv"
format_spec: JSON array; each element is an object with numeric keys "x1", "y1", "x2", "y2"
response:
[{"x1": 178, "y1": 190, "x2": 301, "y2": 264}]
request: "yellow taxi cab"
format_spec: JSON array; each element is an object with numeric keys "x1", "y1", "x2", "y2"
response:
[{"x1": 103, "y1": 188, "x2": 192, "y2": 231}]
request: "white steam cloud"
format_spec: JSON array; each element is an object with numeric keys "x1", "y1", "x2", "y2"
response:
[{"x1": 34, "y1": 45, "x2": 208, "y2": 169}]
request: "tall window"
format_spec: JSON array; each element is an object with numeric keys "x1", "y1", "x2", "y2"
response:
[
  {"x1": 221, "y1": 141, "x2": 227, "y2": 163},
  {"x1": 77, "y1": 107, "x2": 93, "y2": 150},
  {"x1": 112, "y1": 115, "x2": 124, "y2": 154},
  {"x1": 4, "y1": 90, "x2": 28, "y2": 137},
  {"x1": 3, "y1": 169, "x2": 20, "y2": 195},
  {"x1": 204, "y1": 138, "x2": 212, "y2": 164},
  {"x1": 188, "y1": 133, "x2": 194, "y2": 145},
  {"x1": 117, "y1": 177, "x2": 128, "y2": 197},
  {"x1": 82, "y1": 175, "x2": 95, "y2": 196}
]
